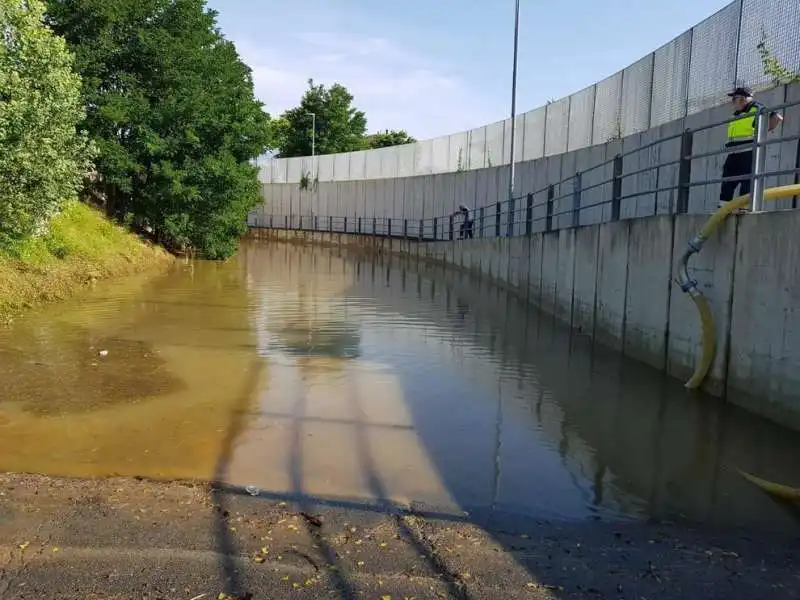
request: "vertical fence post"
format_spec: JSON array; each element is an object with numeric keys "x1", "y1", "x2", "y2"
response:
[
  {"x1": 404, "y1": 218, "x2": 408, "y2": 239},
  {"x1": 343, "y1": 216, "x2": 348, "y2": 233},
  {"x1": 449, "y1": 215, "x2": 454, "y2": 241},
  {"x1": 751, "y1": 110, "x2": 768, "y2": 212},
  {"x1": 611, "y1": 154, "x2": 623, "y2": 221},
  {"x1": 479, "y1": 207, "x2": 485, "y2": 238},
  {"x1": 676, "y1": 128, "x2": 693, "y2": 214},
  {"x1": 270, "y1": 215, "x2": 274, "y2": 229},
  {"x1": 507, "y1": 197, "x2": 516, "y2": 237},
  {"x1": 525, "y1": 193, "x2": 533, "y2": 236},
  {"x1": 314, "y1": 215, "x2": 318, "y2": 230},
  {"x1": 433, "y1": 217, "x2": 438, "y2": 241},
  {"x1": 572, "y1": 171, "x2": 582, "y2": 228},
  {"x1": 373, "y1": 217, "x2": 377, "y2": 235},
  {"x1": 388, "y1": 218, "x2": 392, "y2": 237},
  {"x1": 328, "y1": 216, "x2": 332, "y2": 232},
  {"x1": 419, "y1": 219, "x2": 424, "y2": 241},
  {"x1": 285, "y1": 215, "x2": 289, "y2": 229},
  {"x1": 299, "y1": 215, "x2": 303, "y2": 230},
  {"x1": 545, "y1": 185, "x2": 554, "y2": 232},
  {"x1": 495, "y1": 202, "x2": 501, "y2": 237}
]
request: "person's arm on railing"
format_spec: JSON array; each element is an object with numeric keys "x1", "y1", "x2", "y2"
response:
[{"x1": 768, "y1": 110, "x2": 783, "y2": 132}]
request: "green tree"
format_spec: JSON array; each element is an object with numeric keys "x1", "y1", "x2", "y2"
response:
[
  {"x1": 363, "y1": 129, "x2": 416, "y2": 149},
  {"x1": 277, "y1": 79, "x2": 367, "y2": 157},
  {"x1": 0, "y1": 0, "x2": 92, "y2": 250},
  {"x1": 45, "y1": 0, "x2": 272, "y2": 259}
]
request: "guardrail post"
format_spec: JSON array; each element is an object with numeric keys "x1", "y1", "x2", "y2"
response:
[
  {"x1": 372, "y1": 217, "x2": 377, "y2": 235},
  {"x1": 449, "y1": 215, "x2": 454, "y2": 240},
  {"x1": 388, "y1": 218, "x2": 392, "y2": 237},
  {"x1": 751, "y1": 110, "x2": 768, "y2": 212},
  {"x1": 676, "y1": 129, "x2": 693, "y2": 214},
  {"x1": 433, "y1": 217, "x2": 438, "y2": 241},
  {"x1": 479, "y1": 207, "x2": 485, "y2": 238},
  {"x1": 507, "y1": 197, "x2": 515, "y2": 237},
  {"x1": 285, "y1": 215, "x2": 289, "y2": 229},
  {"x1": 299, "y1": 215, "x2": 303, "y2": 230},
  {"x1": 525, "y1": 193, "x2": 533, "y2": 236},
  {"x1": 419, "y1": 219, "x2": 423, "y2": 241},
  {"x1": 314, "y1": 215, "x2": 318, "y2": 230},
  {"x1": 572, "y1": 171, "x2": 582, "y2": 228},
  {"x1": 611, "y1": 154, "x2": 623, "y2": 221},
  {"x1": 343, "y1": 216, "x2": 348, "y2": 233},
  {"x1": 495, "y1": 202, "x2": 501, "y2": 237},
  {"x1": 270, "y1": 215, "x2": 274, "y2": 228},
  {"x1": 403, "y1": 218, "x2": 408, "y2": 239},
  {"x1": 545, "y1": 185, "x2": 555, "y2": 232}
]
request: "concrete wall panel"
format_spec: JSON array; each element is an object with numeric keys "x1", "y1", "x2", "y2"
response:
[
  {"x1": 317, "y1": 155, "x2": 335, "y2": 182},
  {"x1": 333, "y1": 153, "x2": 350, "y2": 181},
  {"x1": 379, "y1": 147, "x2": 399, "y2": 178},
  {"x1": 539, "y1": 232, "x2": 560, "y2": 314},
  {"x1": 431, "y1": 136, "x2": 451, "y2": 173},
  {"x1": 595, "y1": 221, "x2": 630, "y2": 351},
  {"x1": 270, "y1": 159, "x2": 288, "y2": 183},
  {"x1": 623, "y1": 217, "x2": 674, "y2": 369},
  {"x1": 555, "y1": 228, "x2": 577, "y2": 324},
  {"x1": 449, "y1": 132, "x2": 470, "y2": 171},
  {"x1": 397, "y1": 144, "x2": 416, "y2": 177},
  {"x1": 287, "y1": 157, "x2": 303, "y2": 182},
  {"x1": 414, "y1": 140, "x2": 435, "y2": 175},
  {"x1": 485, "y1": 121, "x2": 505, "y2": 168},
  {"x1": 728, "y1": 210, "x2": 800, "y2": 430},
  {"x1": 349, "y1": 151, "x2": 367, "y2": 179},
  {"x1": 503, "y1": 118, "x2": 525, "y2": 164},
  {"x1": 572, "y1": 225, "x2": 600, "y2": 334}
]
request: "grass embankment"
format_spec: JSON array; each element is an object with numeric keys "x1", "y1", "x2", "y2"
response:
[{"x1": 0, "y1": 201, "x2": 173, "y2": 322}]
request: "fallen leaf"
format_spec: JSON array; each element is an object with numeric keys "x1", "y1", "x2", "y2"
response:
[
  {"x1": 357, "y1": 561, "x2": 365, "y2": 567},
  {"x1": 252, "y1": 555, "x2": 265, "y2": 564},
  {"x1": 18, "y1": 542, "x2": 29, "y2": 551},
  {"x1": 381, "y1": 596, "x2": 391, "y2": 600},
  {"x1": 379, "y1": 542, "x2": 388, "y2": 548}
]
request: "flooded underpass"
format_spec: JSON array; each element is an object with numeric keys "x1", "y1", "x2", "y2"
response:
[{"x1": 1, "y1": 240, "x2": 799, "y2": 540}]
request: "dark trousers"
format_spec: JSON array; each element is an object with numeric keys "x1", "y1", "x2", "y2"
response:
[
  {"x1": 720, "y1": 149, "x2": 753, "y2": 202},
  {"x1": 459, "y1": 219, "x2": 473, "y2": 239}
]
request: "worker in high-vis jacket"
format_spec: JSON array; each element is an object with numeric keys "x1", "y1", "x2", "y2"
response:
[{"x1": 718, "y1": 86, "x2": 783, "y2": 209}]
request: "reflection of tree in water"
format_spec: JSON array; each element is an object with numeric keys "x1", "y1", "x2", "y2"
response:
[{"x1": 0, "y1": 323, "x2": 185, "y2": 417}]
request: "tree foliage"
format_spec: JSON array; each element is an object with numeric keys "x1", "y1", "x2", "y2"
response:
[
  {"x1": 0, "y1": 0, "x2": 92, "y2": 251},
  {"x1": 363, "y1": 129, "x2": 416, "y2": 149},
  {"x1": 45, "y1": 0, "x2": 272, "y2": 259},
  {"x1": 276, "y1": 79, "x2": 367, "y2": 158}
]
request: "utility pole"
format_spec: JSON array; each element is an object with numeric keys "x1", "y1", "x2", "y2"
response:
[{"x1": 507, "y1": 0, "x2": 520, "y2": 207}]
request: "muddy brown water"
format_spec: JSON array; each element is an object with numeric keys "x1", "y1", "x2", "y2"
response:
[{"x1": 1, "y1": 240, "x2": 798, "y2": 534}]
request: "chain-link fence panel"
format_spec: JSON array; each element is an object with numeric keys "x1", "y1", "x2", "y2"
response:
[
  {"x1": 270, "y1": 159, "x2": 288, "y2": 183},
  {"x1": 316, "y1": 155, "x2": 334, "y2": 181},
  {"x1": 413, "y1": 140, "x2": 434, "y2": 175},
  {"x1": 397, "y1": 144, "x2": 416, "y2": 177},
  {"x1": 349, "y1": 150, "x2": 367, "y2": 179},
  {"x1": 545, "y1": 96, "x2": 569, "y2": 156},
  {"x1": 522, "y1": 107, "x2": 546, "y2": 161},
  {"x1": 568, "y1": 85, "x2": 595, "y2": 151},
  {"x1": 485, "y1": 120, "x2": 505, "y2": 168},
  {"x1": 592, "y1": 71, "x2": 623, "y2": 144},
  {"x1": 621, "y1": 54, "x2": 654, "y2": 136},
  {"x1": 650, "y1": 30, "x2": 692, "y2": 127},
  {"x1": 736, "y1": 0, "x2": 800, "y2": 91},
  {"x1": 687, "y1": 2, "x2": 740, "y2": 115},
  {"x1": 286, "y1": 157, "x2": 303, "y2": 182},
  {"x1": 468, "y1": 126, "x2": 487, "y2": 170},
  {"x1": 448, "y1": 131, "x2": 470, "y2": 171}
]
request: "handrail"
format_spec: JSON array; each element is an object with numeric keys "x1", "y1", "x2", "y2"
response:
[{"x1": 254, "y1": 92, "x2": 800, "y2": 239}]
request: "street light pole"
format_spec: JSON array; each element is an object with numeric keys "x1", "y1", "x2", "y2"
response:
[
  {"x1": 507, "y1": 0, "x2": 520, "y2": 209},
  {"x1": 305, "y1": 112, "x2": 316, "y2": 226}
]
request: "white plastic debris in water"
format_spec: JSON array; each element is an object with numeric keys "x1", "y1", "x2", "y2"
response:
[
  {"x1": 245, "y1": 485, "x2": 260, "y2": 496},
  {"x1": 98, "y1": 350, "x2": 109, "y2": 357}
]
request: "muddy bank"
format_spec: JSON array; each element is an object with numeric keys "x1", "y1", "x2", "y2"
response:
[{"x1": 0, "y1": 473, "x2": 798, "y2": 599}]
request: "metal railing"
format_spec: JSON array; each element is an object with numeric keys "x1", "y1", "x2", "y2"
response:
[{"x1": 251, "y1": 97, "x2": 800, "y2": 242}]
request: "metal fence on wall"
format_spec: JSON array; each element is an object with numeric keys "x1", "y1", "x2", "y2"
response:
[{"x1": 259, "y1": 0, "x2": 800, "y2": 185}]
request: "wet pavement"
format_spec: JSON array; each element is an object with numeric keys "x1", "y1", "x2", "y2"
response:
[{"x1": 1, "y1": 240, "x2": 799, "y2": 537}]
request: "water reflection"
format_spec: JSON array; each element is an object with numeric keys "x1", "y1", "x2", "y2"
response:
[{"x1": 0, "y1": 241, "x2": 798, "y2": 535}]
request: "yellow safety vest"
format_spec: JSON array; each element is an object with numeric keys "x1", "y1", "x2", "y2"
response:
[{"x1": 727, "y1": 104, "x2": 760, "y2": 144}]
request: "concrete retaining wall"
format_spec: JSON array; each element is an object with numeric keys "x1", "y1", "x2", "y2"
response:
[{"x1": 249, "y1": 209, "x2": 800, "y2": 432}]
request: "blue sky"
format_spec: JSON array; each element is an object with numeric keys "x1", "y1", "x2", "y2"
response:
[{"x1": 206, "y1": 0, "x2": 733, "y2": 140}]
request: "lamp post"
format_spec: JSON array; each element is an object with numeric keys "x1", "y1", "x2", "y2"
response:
[
  {"x1": 305, "y1": 112, "x2": 316, "y2": 226},
  {"x1": 507, "y1": 0, "x2": 520, "y2": 209}
]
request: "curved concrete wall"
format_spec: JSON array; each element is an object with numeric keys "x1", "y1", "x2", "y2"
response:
[{"x1": 260, "y1": 0, "x2": 800, "y2": 184}]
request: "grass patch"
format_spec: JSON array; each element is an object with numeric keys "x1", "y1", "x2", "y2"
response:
[{"x1": 0, "y1": 201, "x2": 174, "y2": 322}]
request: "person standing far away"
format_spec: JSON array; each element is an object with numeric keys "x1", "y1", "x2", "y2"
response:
[
  {"x1": 454, "y1": 204, "x2": 474, "y2": 239},
  {"x1": 718, "y1": 86, "x2": 783, "y2": 211}
]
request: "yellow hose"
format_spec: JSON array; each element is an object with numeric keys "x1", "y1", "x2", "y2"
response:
[
  {"x1": 684, "y1": 293, "x2": 716, "y2": 389},
  {"x1": 682, "y1": 184, "x2": 800, "y2": 389},
  {"x1": 738, "y1": 469, "x2": 800, "y2": 504}
]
